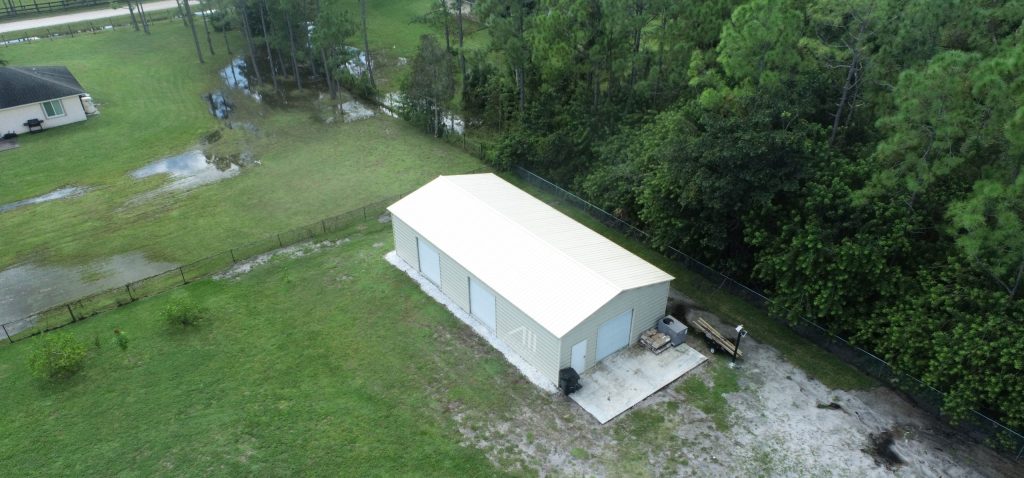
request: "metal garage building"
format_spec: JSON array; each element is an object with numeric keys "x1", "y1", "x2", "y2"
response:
[{"x1": 387, "y1": 174, "x2": 674, "y2": 386}]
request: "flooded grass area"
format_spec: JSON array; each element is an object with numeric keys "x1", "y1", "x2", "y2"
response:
[
  {"x1": 0, "y1": 24, "x2": 483, "y2": 325},
  {"x1": 0, "y1": 186, "x2": 89, "y2": 213},
  {"x1": 0, "y1": 252, "x2": 177, "y2": 328}
]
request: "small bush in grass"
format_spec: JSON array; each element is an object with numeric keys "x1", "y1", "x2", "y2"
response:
[
  {"x1": 164, "y1": 297, "x2": 205, "y2": 326},
  {"x1": 29, "y1": 333, "x2": 88, "y2": 379},
  {"x1": 113, "y1": 328, "x2": 129, "y2": 351}
]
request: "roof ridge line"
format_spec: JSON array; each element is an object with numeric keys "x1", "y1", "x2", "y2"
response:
[
  {"x1": 7, "y1": 66, "x2": 83, "y2": 92},
  {"x1": 439, "y1": 174, "x2": 624, "y2": 299}
]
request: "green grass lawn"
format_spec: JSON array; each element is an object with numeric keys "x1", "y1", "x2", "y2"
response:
[
  {"x1": 0, "y1": 23, "x2": 482, "y2": 271},
  {"x1": 501, "y1": 173, "x2": 877, "y2": 391},
  {"x1": 0, "y1": 222, "x2": 533, "y2": 476}
]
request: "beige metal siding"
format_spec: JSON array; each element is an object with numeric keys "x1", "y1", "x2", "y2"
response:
[
  {"x1": 439, "y1": 251, "x2": 470, "y2": 312},
  {"x1": 558, "y1": 281, "x2": 671, "y2": 372},
  {"x1": 495, "y1": 297, "x2": 561, "y2": 383},
  {"x1": 392, "y1": 216, "x2": 419, "y2": 269},
  {"x1": 392, "y1": 216, "x2": 561, "y2": 384}
]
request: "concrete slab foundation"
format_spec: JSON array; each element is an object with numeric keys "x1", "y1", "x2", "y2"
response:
[{"x1": 571, "y1": 344, "x2": 706, "y2": 424}]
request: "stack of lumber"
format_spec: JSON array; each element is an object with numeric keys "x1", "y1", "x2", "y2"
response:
[{"x1": 692, "y1": 316, "x2": 743, "y2": 358}]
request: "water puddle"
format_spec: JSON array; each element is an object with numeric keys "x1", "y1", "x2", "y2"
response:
[
  {"x1": 220, "y1": 57, "x2": 261, "y2": 101},
  {"x1": 0, "y1": 186, "x2": 89, "y2": 214},
  {"x1": 126, "y1": 150, "x2": 250, "y2": 205},
  {"x1": 341, "y1": 100, "x2": 376, "y2": 122},
  {"x1": 379, "y1": 92, "x2": 463, "y2": 133},
  {"x1": 0, "y1": 37, "x2": 40, "y2": 46},
  {"x1": 344, "y1": 46, "x2": 368, "y2": 76},
  {"x1": 0, "y1": 252, "x2": 178, "y2": 329},
  {"x1": 132, "y1": 150, "x2": 242, "y2": 185},
  {"x1": 207, "y1": 91, "x2": 232, "y2": 119}
]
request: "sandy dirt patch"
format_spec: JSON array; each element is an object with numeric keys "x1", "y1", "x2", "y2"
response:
[{"x1": 441, "y1": 290, "x2": 1020, "y2": 477}]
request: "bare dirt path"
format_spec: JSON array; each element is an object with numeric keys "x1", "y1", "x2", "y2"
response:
[
  {"x1": 449, "y1": 289, "x2": 1021, "y2": 476},
  {"x1": 0, "y1": 0, "x2": 194, "y2": 34}
]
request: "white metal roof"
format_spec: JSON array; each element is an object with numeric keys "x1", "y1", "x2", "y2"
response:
[{"x1": 388, "y1": 173, "x2": 673, "y2": 338}]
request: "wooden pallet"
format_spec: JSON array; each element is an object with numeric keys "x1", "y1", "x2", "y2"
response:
[
  {"x1": 692, "y1": 316, "x2": 743, "y2": 358},
  {"x1": 639, "y1": 328, "x2": 671, "y2": 354}
]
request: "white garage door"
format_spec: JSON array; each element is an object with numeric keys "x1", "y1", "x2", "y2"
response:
[
  {"x1": 596, "y1": 309, "x2": 633, "y2": 361},
  {"x1": 469, "y1": 277, "x2": 496, "y2": 331},
  {"x1": 417, "y1": 238, "x2": 441, "y2": 285}
]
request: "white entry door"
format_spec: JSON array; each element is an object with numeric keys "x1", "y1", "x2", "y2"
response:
[
  {"x1": 571, "y1": 339, "x2": 587, "y2": 373},
  {"x1": 596, "y1": 309, "x2": 632, "y2": 361},
  {"x1": 417, "y1": 238, "x2": 441, "y2": 285},
  {"x1": 469, "y1": 277, "x2": 496, "y2": 332}
]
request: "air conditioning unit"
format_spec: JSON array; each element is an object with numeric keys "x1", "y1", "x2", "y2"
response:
[{"x1": 657, "y1": 315, "x2": 688, "y2": 346}]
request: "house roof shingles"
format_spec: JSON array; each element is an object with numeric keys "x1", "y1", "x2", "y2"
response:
[{"x1": 0, "y1": 66, "x2": 86, "y2": 110}]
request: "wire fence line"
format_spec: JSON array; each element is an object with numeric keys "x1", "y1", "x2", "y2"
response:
[
  {"x1": 2, "y1": 0, "x2": 110, "y2": 19},
  {"x1": 0, "y1": 5, "x2": 180, "y2": 43},
  {"x1": 0, "y1": 192, "x2": 412, "y2": 344},
  {"x1": 512, "y1": 165, "x2": 1024, "y2": 459}
]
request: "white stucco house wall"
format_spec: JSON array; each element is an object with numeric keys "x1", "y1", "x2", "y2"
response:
[
  {"x1": 388, "y1": 174, "x2": 674, "y2": 387},
  {"x1": 0, "y1": 66, "x2": 92, "y2": 136}
]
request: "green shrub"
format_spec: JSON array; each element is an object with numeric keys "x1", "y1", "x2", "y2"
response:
[
  {"x1": 163, "y1": 297, "x2": 205, "y2": 326},
  {"x1": 113, "y1": 328, "x2": 129, "y2": 351},
  {"x1": 29, "y1": 334, "x2": 88, "y2": 379}
]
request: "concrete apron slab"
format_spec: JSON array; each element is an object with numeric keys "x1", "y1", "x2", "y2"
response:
[{"x1": 571, "y1": 344, "x2": 706, "y2": 424}]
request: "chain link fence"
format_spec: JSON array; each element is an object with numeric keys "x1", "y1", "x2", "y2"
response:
[
  {"x1": 0, "y1": 5, "x2": 181, "y2": 44},
  {"x1": 513, "y1": 165, "x2": 1024, "y2": 459},
  {"x1": 0, "y1": 195, "x2": 404, "y2": 344}
]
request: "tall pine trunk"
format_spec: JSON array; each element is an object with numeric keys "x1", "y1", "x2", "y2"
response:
[
  {"x1": 456, "y1": 0, "x2": 464, "y2": 91},
  {"x1": 136, "y1": 1, "x2": 150, "y2": 34},
  {"x1": 239, "y1": 3, "x2": 263, "y2": 85},
  {"x1": 181, "y1": 0, "x2": 205, "y2": 63},
  {"x1": 258, "y1": 0, "x2": 279, "y2": 91},
  {"x1": 286, "y1": 10, "x2": 301, "y2": 89},
  {"x1": 359, "y1": 0, "x2": 375, "y2": 88},
  {"x1": 126, "y1": 1, "x2": 139, "y2": 31},
  {"x1": 200, "y1": 0, "x2": 215, "y2": 56},
  {"x1": 222, "y1": 27, "x2": 233, "y2": 55},
  {"x1": 321, "y1": 49, "x2": 337, "y2": 100},
  {"x1": 176, "y1": 0, "x2": 189, "y2": 27}
]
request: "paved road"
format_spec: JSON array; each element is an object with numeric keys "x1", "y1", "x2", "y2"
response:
[{"x1": 0, "y1": 0, "x2": 194, "y2": 34}]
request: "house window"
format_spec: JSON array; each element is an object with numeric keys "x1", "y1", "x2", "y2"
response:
[{"x1": 41, "y1": 99, "x2": 65, "y2": 118}]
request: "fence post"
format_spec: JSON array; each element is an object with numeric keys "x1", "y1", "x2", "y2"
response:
[
  {"x1": 230, "y1": 248, "x2": 237, "y2": 263},
  {"x1": 67, "y1": 304, "x2": 76, "y2": 322},
  {"x1": 2, "y1": 324, "x2": 11, "y2": 344},
  {"x1": 363, "y1": 207, "x2": 367, "y2": 220},
  {"x1": 278, "y1": 234, "x2": 283, "y2": 248},
  {"x1": 321, "y1": 219, "x2": 327, "y2": 234},
  {"x1": 126, "y1": 284, "x2": 135, "y2": 302},
  {"x1": 179, "y1": 267, "x2": 187, "y2": 284}
]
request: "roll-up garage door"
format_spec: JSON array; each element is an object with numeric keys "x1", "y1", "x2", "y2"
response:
[
  {"x1": 469, "y1": 277, "x2": 496, "y2": 332},
  {"x1": 417, "y1": 238, "x2": 441, "y2": 285},
  {"x1": 596, "y1": 309, "x2": 632, "y2": 361}
]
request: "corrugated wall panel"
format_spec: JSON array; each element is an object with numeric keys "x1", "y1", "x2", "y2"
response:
[
  {"x1": 495, "y1": 297, "x2": 561, "y2": 384},
  {"x1": 392, "y1": 217, "x2": 560, "y2": 385},
  {"x1": 392, "y1": 216, "x2": 418, "y2": 268},
  {"x1": 558, "y1": 282, "x2": 670, "y2": 372},
  {"x1": 439, "y1": 252, "x2": 470, "y2": 312}
]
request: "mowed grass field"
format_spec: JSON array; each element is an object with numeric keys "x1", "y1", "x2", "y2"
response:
[
  {"x1": 0, "y1": 22, "x2": 481, "y2": 270},
  {"x1": 0, "y1": 222, "x2": 531, "y2": 476}
]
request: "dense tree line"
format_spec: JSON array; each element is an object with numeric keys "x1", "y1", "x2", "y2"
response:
[
  {"x1": 173, "y1": 0, "x2": 367, "y2": 99},
  {"x1": 457, "y1": 0, "x2": 1023, "y2": 430}
]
